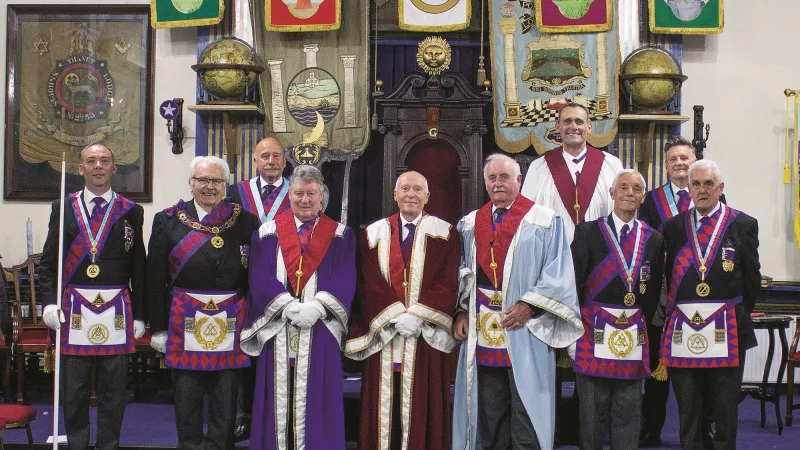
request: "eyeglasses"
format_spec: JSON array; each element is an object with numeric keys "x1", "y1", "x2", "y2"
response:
[{"x1": 192, "y1": 177, "x2": 226, "y2": 187}]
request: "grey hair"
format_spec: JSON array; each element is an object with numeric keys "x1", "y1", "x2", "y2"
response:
[
  {"x1": 289, "y1": 165, "x2": 329, "y2": 208},
  {"x1": 688, "y1": 159, "x2": 723, "y2": 184},
  {"x1": 394, "y1": 173, "x2": 430, "y2": 192},
  {"x1": 556, "y1": 102, "x2": 591, "y2": 122},
  {"x1": 483, "y1": 153, "x2": 521, "y2": 180},
  {"x1": 188, "y1": 156, "x2": 230, "y2": 184},
  {"x1": 663, "y1": 135, "x2": 694, "y2": 153},
  {"x1": 611, "y1": 168, "x2": 647, "y2": 191}
]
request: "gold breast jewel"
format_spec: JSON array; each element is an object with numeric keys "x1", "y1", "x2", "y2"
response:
[
  {"x1": 86, "y1": 246, "x2": 100, "y2": 278},
  {"x1": 624, "y1": 275, "x2": 636, "y2": 306},
  {"x1": 696, "y1": 264, "x2": 710, "y2": 297}
]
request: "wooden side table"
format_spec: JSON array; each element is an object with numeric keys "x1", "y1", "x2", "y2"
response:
[{"x1": 742, "y1": 315, "x2": 791, "y2": 435}]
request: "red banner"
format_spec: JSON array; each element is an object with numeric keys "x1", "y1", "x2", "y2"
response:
[{"x1": 267, "y1": 0, "x2": 340, "y2": 31}]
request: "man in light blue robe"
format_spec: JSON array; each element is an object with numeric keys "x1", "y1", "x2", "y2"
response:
[{"x1": 452, "y1": 154, "x2": 584, "y2": 450}]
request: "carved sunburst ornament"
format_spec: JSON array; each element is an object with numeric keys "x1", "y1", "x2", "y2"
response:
[{"x1": 416, "y1": 36, "x2": 452, "y2": 77}]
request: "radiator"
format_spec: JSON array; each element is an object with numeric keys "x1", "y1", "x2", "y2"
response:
[{"x1": 743, "y1": 318, "x2": 797, "y2": 384}]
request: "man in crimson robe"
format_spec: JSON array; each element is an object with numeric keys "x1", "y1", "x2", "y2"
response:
[
  {"x1": 521, "y1": 103, "x2": 623, "y2": 243},
  {"x1": 240, "y1": 165, "x2": 356, "y2": 450},
  {"x1": 346, "y1": 171, "x2": 460, "y2": 450}
]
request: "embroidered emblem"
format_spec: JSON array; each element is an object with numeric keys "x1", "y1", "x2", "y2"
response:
[
  {"x1": 593, "y1": 328, "x2": 604, "y2": 343},
  {"x1": 227, "y1": 318, "x2": 236, "y2": 334},
  {"x1": 480, "y1": 313, "x2": 506, "y2": 347},
  {"x1": 715, "y1": 328, "x2": 725, "y2": 344},
  {"x1": 674, "y1": 330, "x2": 683, "y2": 345},
  {"x1": 638, "y1": 330, "x2": 645, "y2": 346},
  {"x1": 193, "y1": 317, "x2": 227, "y2": 350},
  {"x1": 240, "y1": 245, "x2": 250, "y2": 268},
  {"x1": 722, "y1": 246, "x2": 735, "y2": 272},
  {"x1": 690, "y1": 311, "x2": 705, "y2": 325},
  {"x1": 185, "y1": 317, "x2": 195, "y2": 332},
  {"x1": 87, "y1": 323, "x2": 110, "y2": 344},
  {"x1": 615, "y1": 311, "x2": 629, "y2": 325},
  {"x1": 115, "y1": 315, "x2": 124, "y2": 330},
  {"x1": 71, "y1": 314, "x2": 82, "y2": 330},
  {"x1": 608, "y1": 329, "x2": 634, "y2": 359},
  {"x1": 489, "y1": 291, "x2": 503, "y2": 307},
  {"x1": 687, "y1": 333, "x2": 709, "y2": 354},
  {"x1": 203, "y1": 298, "x2": 219, "y2": 311},
  {"x1": 92, "y1": 292, "x2": 105, "y2": 306},
  {"x1": 290, "y1": 334, "x2": 300, "y2": 352},
  {"x1": 124, "y1": 221, "x2": 134, "y2": 252}
]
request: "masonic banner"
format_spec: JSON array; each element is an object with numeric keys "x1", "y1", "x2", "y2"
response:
[
  {"x1": 266, "y1": 0, "x2": 341, "y2": 32},
  {"x1": 251, "y1": 0, "x2": 369, "y2": 154},
  {"x1": 399, "y1": 0, "x2": 471, "y2": 32},
  {"x1": 649, "y1": 0, "x2": 723, "y2": 35},
  {"x1": 535, "y1": 0, "x2": 613, "y2": 33},
  {"x1": 490, "y1": 0, "x2": 620, "y2": 153},
  {"x1": 151, "y1": 0, "x2": 224, "y2": 28}
]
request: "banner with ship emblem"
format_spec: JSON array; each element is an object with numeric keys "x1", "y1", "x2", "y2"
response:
[
  {"x1": 251, "y1": 0, "x2": 369, "y2": 154},
  {"x1": 399, "y1": 0, "x2": 471, "y2": 32},
  {"x1": 151, "y1": 0, "x2": 224, "y2": 28},
  {"x1": 266, "y1": 0, "x2": 341, "y2": 32},
  {"x1": 489, "y1": 1, "x2": 620, "y2": 154}
]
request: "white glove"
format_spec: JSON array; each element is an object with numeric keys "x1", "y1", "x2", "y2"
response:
[
  {"x1": 391, "y1": 313, "x2": 423, "y2": 337},
  {"x1": 133, "y1": 320, "x2": 146, "y2": 340},
  {"x1": 291, "y1": 302, "x2": 326, "y2": 328},
  {"x1": 282, "y1": 301, "x2": 302, "y2": 323},
  {"x1": 42, "y1": 304, "x2": 64, "y2": 331},
  {"x1": 150, "y1": 331, "x2": 168, "y2": 353}
]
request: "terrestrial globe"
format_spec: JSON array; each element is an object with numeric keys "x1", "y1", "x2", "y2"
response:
[
  {"x1": 619, "y1": 46, "x2": 687, "y2": 113},
  {"x1": 193, "y1": 38, "x2": 261, "y2": 101}
]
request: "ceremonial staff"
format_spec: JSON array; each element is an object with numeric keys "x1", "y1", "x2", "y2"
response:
[{"x1": 52, "y1": 152, "x2": 67, "y2": 449}]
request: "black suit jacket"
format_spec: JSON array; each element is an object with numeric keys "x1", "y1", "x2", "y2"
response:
[
  {"x1": 662, "y1": 208, "x2": 760, "y2": 350},
  {"x1": 571, "y1": 216, "x2": 665, "y2": 325},
  {"x1": 639, "y1": 184, "x2": 727, "y2": 231},
  {"x1": 146, "y1": 200, "x2": 260, "y2": 334},
  {"x1": 39, "y1": 194, "x2": 146, "y2": 320}
]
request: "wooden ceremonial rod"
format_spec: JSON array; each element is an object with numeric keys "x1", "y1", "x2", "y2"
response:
[{"x1": 52, "y1": 152, "x2": 67, "y2": 448}]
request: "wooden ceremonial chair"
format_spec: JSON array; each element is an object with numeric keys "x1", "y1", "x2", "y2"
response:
[
  {"x1": 0, "y1": 260, "x2": 13, "y2": 402},
  {"x1": 10, "y1": 254, "x2": 49, "y2": 404},
  {"x1": 785, "y1": 316, "x2": 800, "y2": 426}
]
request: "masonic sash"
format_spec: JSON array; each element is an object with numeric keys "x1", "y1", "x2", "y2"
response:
[
  {"x1": 476, "y1": 283, "x2": 511, "y2": 367},
  {"x1": 591, "y1": 217, "x2": 651, "y2": 305},
  {"x1": 661, "y1": 205, "x2": 743, "y2": 368},
  {"x1": 165, "y1": 288, "x2": 250, "y2": 370},
  {"x1": 165, "y1": 199, "x2": 240, "y2": 283},
  {"x1": 574, "y1": 301, "x2": 649, "y2": 379},
  {"x1": 544, "y1": 147, "x2": 605, "y2": 224},
  {"x1": 652, "y1": 184, "x2": 691, "y2": 231},
  {"x1": 238, "y1": 177, "x2": 290, "y2": 224},
  {"x1": 64, "y1": 191, "x2": 135, "y2": 284},
  {"x1": 275, "y1": 212, "x2": 338, "y2": 296},
  {"x1": 59, "y1": 285, "x2": 134, "y2": 355}
]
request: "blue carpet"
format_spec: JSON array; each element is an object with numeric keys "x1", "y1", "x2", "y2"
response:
[{"x1": 3, "y1": 383, "x2": 799, "y2": 448}]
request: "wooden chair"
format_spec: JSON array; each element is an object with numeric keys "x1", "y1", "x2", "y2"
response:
[
  {"x1": 0, "y1": 260, "x2": 14, "y2": 402},
  {"x1": 786, "y1": 316, "x2": 800, "y2": 426},
  {"x1": 0, "y1": 404, "x2": 37, "y2": 449},
  {"x1": 10, "y1": 254, "x2": 48, "y2": 404}
]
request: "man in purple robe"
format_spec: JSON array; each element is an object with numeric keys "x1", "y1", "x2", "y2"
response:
[{"x1": 241, "y1": 165, "x2": 356, "y2": 450}]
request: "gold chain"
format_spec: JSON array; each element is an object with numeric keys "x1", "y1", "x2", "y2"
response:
[{"x1": 178, "y1": 203, "x2": 241, "y2": 234}]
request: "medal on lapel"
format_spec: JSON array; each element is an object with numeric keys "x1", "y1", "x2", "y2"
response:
[
  {"x1": 722, "y1": 247, "x2": 735, "y2": 272},
  {"x1": 639, "y1": 264, "x2": 651, "y2": 295},
  {"x1": 80, "y1": 193, "x2": 117, "y2": 279},
  {"x1": 488, "y1": 246, "x2": 503, "y2": 307},
  {"x1": 211, "y1": 236, "x2": 224, "y2": 248},
  {"x1": 602, "y1": 218, "x2": 644, "y2": 308}
]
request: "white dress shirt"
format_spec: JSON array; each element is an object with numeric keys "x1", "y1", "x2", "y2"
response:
[
  {"x1": 611, "y1": 212, "x2": 636, "y2": 241},
  {"x1": 400, "y1": 213, "x2": 423, "y2": 240},
  {"x1": 82, "y1": 189, "x2": 112, "y2": 216},
  {"x1": 694, "y1": 202, "x2": 721, "y2": 230},
  {"x1": 562, "y1": 146, "x2": 588, "y2": 184}
]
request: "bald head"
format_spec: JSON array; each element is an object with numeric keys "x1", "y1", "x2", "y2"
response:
[
  {"x1": 79, "y1": 143, "x2": 116, "y2": 195},
  {"x1": 394, "y1": 171, "x2": 430, "y2": 221},
  {"x1": 253, "y1": 137, "x2": 286, "y2": 183}
]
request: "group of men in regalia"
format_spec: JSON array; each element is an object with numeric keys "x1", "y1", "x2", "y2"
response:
[{"x1": 39, "y1": 102, "x2": 758, "y2": 450}]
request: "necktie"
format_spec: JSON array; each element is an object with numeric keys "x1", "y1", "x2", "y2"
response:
[
  {"x1": 619, "y1": 223, "x2": 629, "y2": 242},
  {"x1": 493, "y1": 207, "x2": 508, "y2": 224},
  {"x1": 676, "y1": 189, "x2": 691, "y2": 212},
  {"x1": 401, "y1": 223, "x2": 416, "y2": 267},
  {"x1": 90, "y1": 197, "x2": 105, "y2": 220},
  {"x1": 697, "y1": 216, "x2": 712, "y2": 253},
  {"x1": 297, "y1": 220, "x2": 314, "y2": 252},
  {"x1": 262, "y1": 184, "x2": 276, "y2": 201}
]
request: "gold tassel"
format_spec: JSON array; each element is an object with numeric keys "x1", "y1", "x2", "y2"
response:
[
  {"x1": 785, "y1": 161, "x2": 791, "y2": 184},
  {"x1": 651, "y1": 362, "x2": 668, "y2": 381},
  {"x1": 477, "y1": 56, "x2": 487, "y2": 87},
  {"x1": 556, "y1": 350, "x2": 574, "y2": 368},
  {"x1": 159, "y1": 354, "x2": 166, "y2": 369},
  {"x1": 43, "y1": 349, "x2": 55, "y2": 374}
]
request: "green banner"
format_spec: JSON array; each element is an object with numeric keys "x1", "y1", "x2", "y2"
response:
[
  {"x1": 151, "y1": 0, "x2": 224, "y2": 28},
  {"x1": 649, "y1": 0, "x2": 723, "y2": 35}
]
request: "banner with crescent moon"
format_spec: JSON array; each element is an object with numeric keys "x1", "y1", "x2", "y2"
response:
[
  {"x1": 266, "y1": 0, "x2": 341, "y2": 32},
  {"x1": 151, "y1": 0, "x2": 224, "y2": 28},
  {"x1": 251, "y1": 0, "x2": 369, "y2": 154},
  {"x1": 399, "y1": 0, "x2": 471, "y2": 32},
  {"x1": 489, "y1": 0, "x2": 620, "y2": 154}
]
